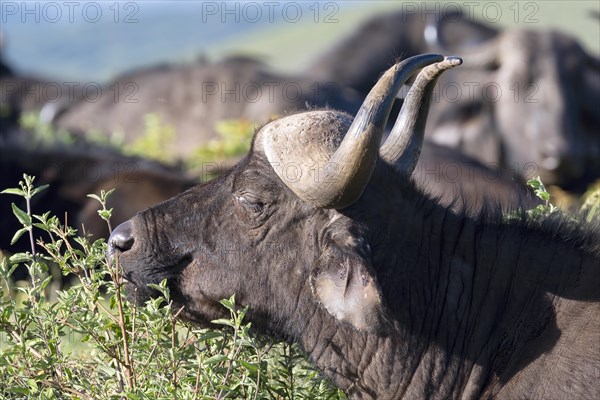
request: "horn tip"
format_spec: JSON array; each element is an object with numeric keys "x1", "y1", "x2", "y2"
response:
[{"x1": 442, "y1": 56, "x2": 463, "y2": 68}]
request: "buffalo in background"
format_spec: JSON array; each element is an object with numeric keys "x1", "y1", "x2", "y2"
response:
[
  {"x1": 307, "y1": 9, "x2": 600, "y2": 190},
  {"x1": 47, "y1": 54, "x2": 536, "y2": 209},
  {"x1": 51, "y1": 56, "x2": 363, "y2": 158},
  {"x1": 0, "y1": 35, "x2": 84, "y2": 134},
  {"x1": 0, "y1": 34, "x2": 12, "y2": 78},
  {"x1": 0, "y1": 49, "x2": 472, "y2": 255},
  {"x1": 0, "y1": 38, "x2": 196, "y2": 253},
  {"x1": 0, "y1": 127, "x2": 196, "y2": 253}
]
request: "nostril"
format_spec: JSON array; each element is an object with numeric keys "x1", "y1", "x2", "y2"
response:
[{"x1": 109, "y1": 221, "x2": 135, "y2": 252}]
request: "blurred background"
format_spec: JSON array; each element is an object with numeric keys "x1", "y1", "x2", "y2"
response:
[{"x1": 2, "y1": 1, "x2": 599, "y2": 81}]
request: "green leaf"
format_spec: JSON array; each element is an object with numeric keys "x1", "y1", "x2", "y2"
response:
[
  {"x1": 1, "y1": 305, "x2": 14, "y2": 321},
  {"x1": 196, "y1": 331, "x2": 223, "y2": 342},
  {"x1": 32, "y1": 211, "x2": 51, "y2": 223},
  {"x1": 147, "y1": 279, "x2": 170, "y2": 300},
  {"x1": 10, "y1": 227, "x2": 29, "y2": 245},
  {"x1": 204, "y1": 354, "x2": 228, "y2": 365},
  {"x1": 40, "y1": 275, "x2": 53, "y2": 291},
  {"x1": 11, "y1": 203, "x2": 31, "y2": 226},
  {"x1": 1, "y1": 188, "x2": 25, "y2": 196},
  {"x1": 109, "y1": 295, "x2": 117, "y2": 309},
  {"x1": 211, "y1": 318, "x2": 235, "y2": 328},
  {"x1": 9, "y1": 252, "x2": 32, "y2": 264},
  {"x1": 98, "y1": 208, "x2": 113, "y2": 220},
  {"x1": 86, "y1": 193, "x2": 102, "y2": 203},
  {"x1": 6, "y1": 262, "x2": 19, "y2": 277},
  {"x1": 96, "y1": 364, "x2": 117, "y2": 377},
  {"x1": 102, "y1": 188, "x2": 116, "y2": 199},
  {"x1": 32, "y1": 222, "x2": 51, "y2": 232},
  {"x1": 219, "y1": 295, "x2": 236, "y2": 311},
  {"x1": 5, "y1": 387, "x2": 30, "y2": 395},
  {"x1": 526, "y1": 178, "x2": 542, "y2": 189},
  {"x1": 238, "y1": 360, "x2": 259, "y2": 373},
  {"x1": 30, "y1": 184, "x2": 49, "y2": 197}
]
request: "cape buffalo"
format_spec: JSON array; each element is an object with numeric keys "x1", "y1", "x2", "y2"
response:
[
  {"x1": 108, "y1": 55, "x2": 599, "y2": 399},
  {"x1": 52, "y1": 56, "x2": 362, "y2": 158},
  {"x1": 308, "y1": 9, "x2": 600, "y2": 189},
  {"x1": 0, "y1": 131, "x2": 196, "y2": 253}
]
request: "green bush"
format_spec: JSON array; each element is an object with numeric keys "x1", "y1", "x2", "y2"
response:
[
  {"x1": 525, "y1": 176, "x2": 559, "y2": 218},
  {"x1": 0, "y1": 175, "x2": 346, "y2": 399},
  {"x1": 580, "y1": 181, "x2": 600, "y2": 223},
  {"x1": 517, "y1": 176, "x2": 600, "y2": 223},
  {"x1": 18, "y1": 111, "x2": 255, "y2": 171},
  {"x1": 124, "y1": 113, "x2": 177, "y2": 165},
  {"x1": 186, "y1": 119, "x2": 256, "y2": 170}
]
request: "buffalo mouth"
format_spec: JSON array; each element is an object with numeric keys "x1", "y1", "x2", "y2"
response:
[
  {"x1": 122, "y1": 277, "x2": 229, "y2": 328},
  {"x1": 117, "y1": 254, "x2": 193, "y2": 306},
  {"x1": 107, "y1": 218, "x2": 195, "y2": 307}
]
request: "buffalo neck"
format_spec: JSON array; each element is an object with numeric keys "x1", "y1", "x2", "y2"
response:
[
  {"x1": 285, "y1": 201, "x2": 489, "y2": 399},
  {"x1": 283, "y1": 175, "x2": 597, "y2": 399}
]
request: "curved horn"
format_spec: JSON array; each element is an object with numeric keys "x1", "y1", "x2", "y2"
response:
[
  {"x1": 380, "y1": 56, "x2": 463, "y2": 174},
  {"x1": 262, "y1": 54, "x2": 444, "y2": 209}
]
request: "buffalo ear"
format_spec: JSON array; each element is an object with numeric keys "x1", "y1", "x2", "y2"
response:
[{"x1": 310, "y1": 246, "x2": 385, "y2": 333}]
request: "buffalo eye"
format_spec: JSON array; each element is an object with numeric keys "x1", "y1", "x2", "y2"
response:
[{"x1": 236, "y1": 194, "x2": 265, "y2": 215}]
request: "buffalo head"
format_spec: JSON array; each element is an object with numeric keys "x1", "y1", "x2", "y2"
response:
[
  {"x1": 107, "y1": 54, "x2": 461, "y2": 332},
  {"x1": 309, "y1": 10, "x2": 600, "y2": 189},
  {"x1": 428, "y1": 25, "x2": 600, "y2": 187}
]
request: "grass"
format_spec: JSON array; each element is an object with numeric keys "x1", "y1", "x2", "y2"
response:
[{"x1": 18, "y1": 111, "x2": 255, "y2": 169}]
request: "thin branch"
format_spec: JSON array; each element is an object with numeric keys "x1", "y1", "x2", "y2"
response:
[
  {"x1": 40, "y1": 379, "x2": 93, "y2": 400},
  {"x1": 25, "y1": 196, "x2": 36, "y2": 257},
  {"x1": 113, "y1": 256, "x2": 135, "y2": 390},
  {"x1": 2, "y1": 322, "x2": 43, "y2": 359}
]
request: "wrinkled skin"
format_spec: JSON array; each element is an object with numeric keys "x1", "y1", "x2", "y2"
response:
[
  {"x1": 109, "y1": 58, "x2": 599, "y2": 399},
  {"x1": 308, "y1": 10, "x2": 600, "y2": 188}
]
